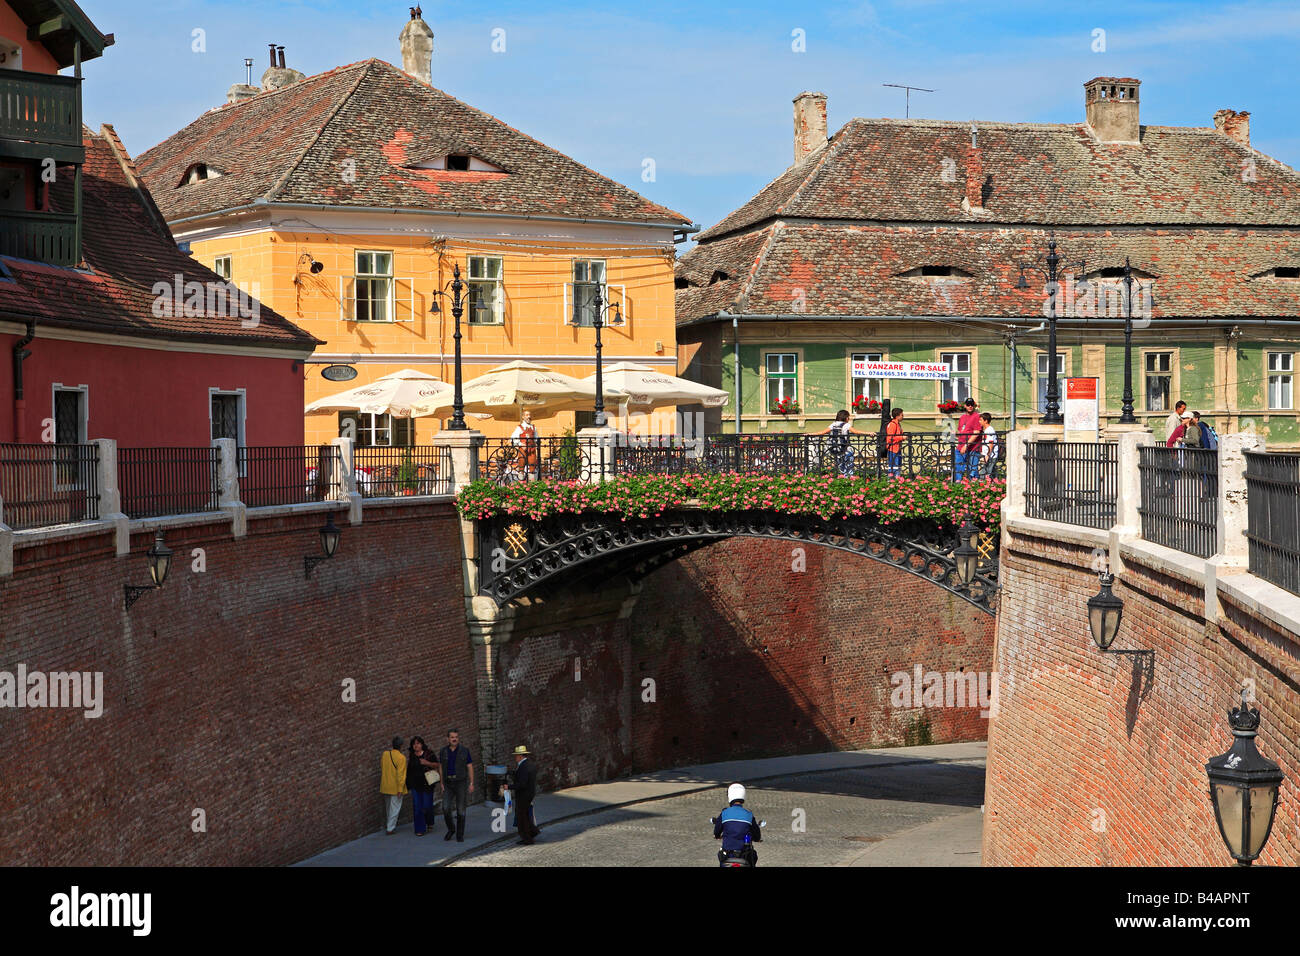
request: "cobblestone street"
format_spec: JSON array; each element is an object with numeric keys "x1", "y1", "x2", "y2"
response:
[{"x1": 451, "y1": 757, "x2": 984, "y2": 867}]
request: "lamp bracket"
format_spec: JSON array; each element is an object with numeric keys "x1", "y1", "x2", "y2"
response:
[{"x1": 123, "y1": 583, "x2": 159, "y2": 610}]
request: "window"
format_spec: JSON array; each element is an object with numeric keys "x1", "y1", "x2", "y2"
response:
[
  {"x1": 446, "y1": 154, "x2": 470, "y2": 171},
  {"x1": 1268, "y1": 352, "x2": 1294, "y2": 410},
  {"x1": 1036, "y1": 353, "x2": 1066, "y2": 413},
  {"x1": 52, "y1": 386, "x2": 88, "y2": 488},
  {"x1": 338, "y1": 411, "x2": 413, "y2": 447},
  {"x1": 1272, "y1": 267, "x2": 1299, "y2": 279},
  {"x1": 182, "y1": 163, "x2": 222, "y2": 185},
  {"x1": 214, "y1": 256, "x2": 232, "y2": 280},
  {"x1": 851, "y1": 352, "x2": 885, "y2": 403},
  {"x1": 467, "y1": 256, "x2": 504, "y2": 325},
  {"x1": 766, "y1": 353, "x2": 798, "y2": 409},
  {"x1": 210, "y1": 392, "x2": 245, "y2": 445},
  {"x1": 940, "y1": 352, "x2": 972, "y2": 404},
  {"x1": 354, "y1": 251, "x2": 394, "y2": 322},
  {"x1": 1145, "y1": 352, "x2": 1173, "y2": 411},
  {"x1": 572, "y1": 259, "x2": 607, "y2": 327}
]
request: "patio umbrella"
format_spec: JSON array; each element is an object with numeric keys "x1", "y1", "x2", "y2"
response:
[
  {"x1": 581, "y1": 362, "x2": 729, "y2": 410},
  {"x1": 304, "y1": 369, "x2": 452, "y2": 418},
  {"x1": 409, "y1": 360, "x2": 628, "y2": 421}
]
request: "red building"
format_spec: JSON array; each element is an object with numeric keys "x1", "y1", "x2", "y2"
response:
[{"x1": 0, "y1": 0, "x2": 318, "y2": 448}]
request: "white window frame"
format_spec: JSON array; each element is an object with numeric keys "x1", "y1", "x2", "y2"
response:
[
  {"x1": 567, "y1": 259, "x2": 618, "y2": 328},
  {"x1": 348, "y1": 250, "x2": 397, "y2": 323},
  {"x1": 466, "y1": 255, "x2": 505, "y2": 325},
  {"x1": 342, "y1": 411, "x2": 414, "y2": 448},
  {"x1": 1268, "y1": 351, "x2": 1294, "y2": 410},
  {"x1": 939, "y1": 351, "x2": 972, "y2": 405},
  {"x1": 1143, "y1": 350, "x2": 1175, "y2": 412},
  {"x1": 765, "y1": 352, "x2": 799, "y2": 409},
  {"x1": 51, "y1": 383, "x2": 89, "y2": 491},
  {"x1": 1034, "y1": 352, "x2": 1068, "y2": 414},
  {"x1": 213, "y1": 255, "x2": 232, "y2": 281},
  {"x1": 850, "y1": 351, "x2": 885, "y2": 404}
]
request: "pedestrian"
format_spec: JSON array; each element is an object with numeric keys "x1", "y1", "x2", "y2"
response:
[
  {"x1": 503, "y1": 744, "x2": 539, "y2": 845},
  {"x1": 1165, "y1": 400, "x2": 1187, "y2": 444},
  {"x1": 978, "y1": 413, "x2": 1000, "y2": 478},
  {"x1": 380, "y1": 736, "x2": 407, "y2": 836},
  {"x1": 954, "y1": 398, "x2": 983, "y2": 481},
  {"x1": 1190, "y1": 411, "x2": 1215, "y2": 498},
  {"x1": 885, "y1": 408, "x2": 905, "y2": 478},
  {"x1": 1162, "y1": 409, "x2": 1196, "y2": 496},
  {"x1": 510, "y1": 410, "x2": 541, "y2": 480},
  {"x1": 407, "y1": 736, "x2": 439, "y2": 837},
  {"x1": 816, "y1": 409, "x2": 869, "y2": 477},
  {"x1": 438, "y1": 728, "x2": 475, "y2": 843}
]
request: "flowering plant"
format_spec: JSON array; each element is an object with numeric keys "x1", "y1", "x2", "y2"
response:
[
  {"x1": 937, "y1": 400, "x2": 963, "y2": 414},
  {"x1": 771, "y1": 397, "x2": 801, "y2": 416},
  {"x1": 852, "y1": 396, "x2": 883, "y2": 414},
  {"x1": 458, "y1": 473, "x2": 1005, "y2": 536}
]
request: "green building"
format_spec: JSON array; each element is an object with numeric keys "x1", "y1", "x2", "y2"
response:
[{"x1": 676, "y1": 79, "x2": 1300, "y2": 446}]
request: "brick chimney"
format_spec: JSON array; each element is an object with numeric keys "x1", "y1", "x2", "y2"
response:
[
  {"x1": 1084, "y1": 77, "x2": 1141, "y2": 144},
  {"x1": 1214, "y1": 109, "x2": 1250, "y2": 148},
  {"x1": 793, "y1": 91, "x2": 828, "y2": 164},
  {"x1": 400, "y1": 6, "x2": 435, "y2": 86},
  {"x1": 964, "y1": 126, "x2": 984, "y2": 210}
]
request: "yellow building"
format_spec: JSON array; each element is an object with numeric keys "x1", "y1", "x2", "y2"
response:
[{"x1": 136, "y1": 24, "x2": 689, "y2": 446}]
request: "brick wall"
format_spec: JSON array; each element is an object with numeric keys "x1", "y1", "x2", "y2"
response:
[
  {"x1": 0, "y1": 502, "x2": 479, "y2": 866},
  {"x1": 491, "y1": 537, "x2": 996, "y2": 792},
  {"x1": 983, "y1": 527, "x2": 1300, "y2": 866}
]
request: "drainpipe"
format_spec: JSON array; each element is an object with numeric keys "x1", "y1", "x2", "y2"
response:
[
  {"x1": 731, "y1": 313, "x2": 741, "y2": 434},
  {"x1": 12, "y1": 320, "x2": 35, "y2": 443}
]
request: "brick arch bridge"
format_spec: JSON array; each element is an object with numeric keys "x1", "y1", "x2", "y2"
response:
[{"x1": 476, "y1": 509, "x2": 999, "y2": 614}]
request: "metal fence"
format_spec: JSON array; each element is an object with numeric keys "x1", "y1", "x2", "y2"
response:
[
  {"x1": 479, "y1": 436, "x2": 612, "y2": 485},
  {"x1": 1024, "y1": 441, "x2": 1118, "y2": 530},
  {"x1": 1137, "y1": 445, "x2": 1218, "y2": 558},
  {"x1": 1244, "y1": 451, "x2": 1300, "y2": 596},
  {"x1": 0, "y1": 443, "x2": 99, "y2": 530},
  {"x1": 238, "y1": 445, "x2": 341, "y2": 507},
  {"x1": 354, "y1": 445, "x2": 453, "y2": 497},
  {"x1": 119, "y1": 446, "x2": 221, "y2": 519},
  {"x1": 700, "y1": 433, "x2": 1005, "y2": 480}
]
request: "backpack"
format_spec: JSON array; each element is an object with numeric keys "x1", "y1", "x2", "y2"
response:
[
  {"x1": 1199, "y1": 422, "x2": 1218, "y2": 450},
  {"x1": 828, "y1": 421, "x2": 850, "y2": 456},
  {"x1": 1182, "y1": 421, "x2": 1202, "y2": 448}
]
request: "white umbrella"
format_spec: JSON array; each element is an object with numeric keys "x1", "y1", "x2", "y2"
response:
[
  {"x1": 304, "y1": 369, "x2": 452, "y2": 418},
  {"x1": 582, "y1": 362, "x2": 729, "y2": 410},
  {"x1": 410, "y1": 360, "x2": 627, "y2": 421}
]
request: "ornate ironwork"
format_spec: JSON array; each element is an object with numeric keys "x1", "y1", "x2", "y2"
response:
[{"x1": 477, "y1": 509, "x2": 999, "y2": 614}]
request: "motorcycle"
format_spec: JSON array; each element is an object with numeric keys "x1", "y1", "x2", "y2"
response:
[{"x1": 710, "y1": 816, "x2": 766, "y2": 867}]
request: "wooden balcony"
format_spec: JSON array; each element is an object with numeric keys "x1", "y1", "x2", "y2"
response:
[
  {"x1": 0, "y1": 209, "x2": 79, "y2": 267},
  {"x1": 0, "y1": 71, "x2": 84, "y2": 162}
]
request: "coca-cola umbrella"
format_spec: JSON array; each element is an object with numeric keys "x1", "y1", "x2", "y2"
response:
[
  {"x1": 304, "y1": 369, "x2": 452, "y2": 418},
  {"x1": 579, "y1": 362, "x2": 728, "y2": 410},
  {"x1": 409, "y1": 360, "x2": 627, "y2": 421}
]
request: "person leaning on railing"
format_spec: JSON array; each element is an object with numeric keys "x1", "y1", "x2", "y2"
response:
[
  {"x1": 978, "y1": 413, "x2": 1000, "y2": 478},
  {"x1": 1163, "y1": 409, "x2": 1199, "y2": 496}
]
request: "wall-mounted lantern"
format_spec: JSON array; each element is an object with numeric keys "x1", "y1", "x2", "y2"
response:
[
  {"x1": 304, "y1": 514, "x2": 342, "y2": 579},
  {"x1": 1087, "y1": 571, "x2": 1124, "y2": 650},
  {"x1": 1205, "y1": 690, "x2": 1284, "y2": 866},
  {"x1": 124, "y1": 530, "x2": 174, "y2": 610},
  {"x1": 953, "y1": 519, "x2": 979, "y2": 586}
]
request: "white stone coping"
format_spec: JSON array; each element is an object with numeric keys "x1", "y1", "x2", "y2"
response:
[
  {"x1": 1215, "y1": 573, "x2": 1300, "y2": 647},
  {"x1": 12, "y1": 519, "x2": 117, "y2": 548},
  {"x1": 236, "y1": 500, "x2": 349, "y2": 523},
  {"x1": 1118, "y1": 536, "x2": 1208, "y2": 590},
  {"x1": 356, "y1": 494, "x2": 456, "y2": 510},
  {"x1": 1003, "y1": 514, "x2": 1109, "y2": 550}
]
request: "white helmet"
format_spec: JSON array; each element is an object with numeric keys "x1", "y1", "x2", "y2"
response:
[{"x1": 727, "y1": 783, "x2": 746, "y2": 803}]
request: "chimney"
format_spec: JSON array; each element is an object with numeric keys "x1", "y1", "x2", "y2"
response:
[
  {"x1": 260, "y1": 44, "x2": 305, "y2": 91},
  {"x1": 227, "y1": 58, "x2": 259, "y2": 104},
  {"x1": 1214, "y1": 108, "x2": 1250, "y2": 148},
  {"x1": 793, "y1": 91, "x2": 828, "y2": 164},
  {"x1": 277, "y1": 46, "x2": 286, "y2": 69},
  {"x1": 400, "y1": 6, "x2": 435, "y2": 86},
  {"x1": 964, "y1": 124, "x2": 984, "y2": 210},
  {"x1": 1084, "y1": 77, "x2": 1141, "y2": 144}
]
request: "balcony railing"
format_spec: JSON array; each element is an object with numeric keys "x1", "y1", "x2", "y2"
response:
[
  {"x1": 0, "y1": 71, "x2": 82, "y2": 148},
  {"x1": 0, "y1": 209, "x2": 79, "y2": 267}
]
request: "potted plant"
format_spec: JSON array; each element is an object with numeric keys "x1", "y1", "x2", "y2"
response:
[
  {"x1": 771, "y1": 397, "x2": 801, "y2": 416},
  {"x1": 852, "y1": 396, "x2": 883, "y2": 415},
  {"x1": 556, "y1": 428, "x2": 581, "y2": 480},
  {"x1": 937, "y1": 400, "x2": 962, "y2": 415},
  {"x1": 397, "y1": 449, "x2": 419, "y2": 495}
]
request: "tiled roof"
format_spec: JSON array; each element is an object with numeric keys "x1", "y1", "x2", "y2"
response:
[
  {"x1": 677, "y1": 223, "x2": 1300, "y2": 323},
  {"x1": 0, "y1": 126, "x2": 319, "y2": 351},
  {"x1": 136, "y1": 59, "x2": 690, "y2": 227},
  {"x1": 696, "y1": 118, "x2": 1300, "y2": 241}
]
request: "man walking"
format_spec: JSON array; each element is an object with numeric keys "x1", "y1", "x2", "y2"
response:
[
  {"x1": 886, "y1": 408, "x2": 905, "y2": 478},
  {"x1": 379, "y1": 736, "x2": 407, "y2": 836},
  {"x1": 955, "y1": 398, "x2": 983, "y2": 481},
  {"x1": 503, "y1": 744, "x2": 539, "y2": 845},
  {"x1": 1165, "y1": 400, "x2": 1187, "y2": 444},
  {"x1": 437, "y1": 728, "x2": 475, "y2": 843}
]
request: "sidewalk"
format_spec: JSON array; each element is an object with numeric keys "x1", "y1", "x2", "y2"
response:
[{"x1": 297, "y1": 741, "x2": 986, "y2": 867}]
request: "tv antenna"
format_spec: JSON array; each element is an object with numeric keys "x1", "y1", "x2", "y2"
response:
[{"x1": 882, "y1": 83, "x2": 934, "y2": 118}]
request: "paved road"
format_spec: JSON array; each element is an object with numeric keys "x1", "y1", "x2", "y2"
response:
[{"x1": 451, "y1": 758, "x2": 984, "y2": 867}]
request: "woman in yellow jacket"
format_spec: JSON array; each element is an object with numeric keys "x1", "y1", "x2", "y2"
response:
[{"x1": 380, "y1": 736, "x2": 408, "y2": 835}]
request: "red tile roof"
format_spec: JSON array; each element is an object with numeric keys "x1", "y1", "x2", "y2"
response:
[
  {"x1": 680, "y1": 113, "x2": 1300, "y2": 323},
  {"x1": 136, "y1": 59, "x2": 690, "y2": 227},
  {"x1": 0, "y1": 126, "x2": 319, "y2": 351}
]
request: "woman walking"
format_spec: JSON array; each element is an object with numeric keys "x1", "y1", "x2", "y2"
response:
[
  {"x1": 816, "y1": 410, "x2": 869, "y2": 477},
  {"x1": 407, "y1": 736, "x2": 439, "y2": 836}
]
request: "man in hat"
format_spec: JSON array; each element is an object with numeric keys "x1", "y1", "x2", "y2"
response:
[
  {"x1": 503, "y1": 745, "x2": 540, "y2": 845},
  {"x1": 954, "y1": 398, "x2": 983, "y2": 482}
]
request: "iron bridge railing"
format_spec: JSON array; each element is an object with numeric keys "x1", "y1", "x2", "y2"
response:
[
  {"x1": 1137, "y1": 445, "x2": 1218, "y2": 558},
  {"x1": 1023, "y1": 441, "x2": 1118, "y2": 530},
  {"x1": 354, "y1": 445, "x2": 453, "y2": 497},
  {"x1": 1244, "y1": 451, "x2": 1300, "y2": 597}
]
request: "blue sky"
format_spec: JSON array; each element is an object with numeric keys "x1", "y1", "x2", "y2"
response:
[{"x1": 77, "y1": 0, "x2": 1300, "y2": 234}]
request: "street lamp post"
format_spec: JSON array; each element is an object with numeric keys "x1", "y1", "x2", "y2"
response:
[
  {"x1": 1016, "y1": 232, "x2": 1083, "y2": 426},
  {"x1": 571, "y1": 282, "x2": 622, "y2": 428},
  {"x1": 430, "y1": 265, "x2": 467, "y2": 430},
  {"x1": 1119, "y1": 257, "x2": 1139, "y2": 424}
]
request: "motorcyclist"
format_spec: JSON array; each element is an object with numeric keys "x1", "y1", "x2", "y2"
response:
[{"x1": 713, "y1": 783, "x2": 762, "y2": 866}]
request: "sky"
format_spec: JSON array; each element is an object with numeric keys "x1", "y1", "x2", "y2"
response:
[{"x1": 74, "y1": 0, "x2": 1300, "y2": 235}]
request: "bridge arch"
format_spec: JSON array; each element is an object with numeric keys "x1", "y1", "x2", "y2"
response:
[{"x1": 477, "y1": 509, "x2": 999, "y2": 614}]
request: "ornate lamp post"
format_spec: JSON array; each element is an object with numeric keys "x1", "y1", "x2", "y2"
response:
[
  {"x1": 304, "y1": 513, "x2": 342, "y2": 579},
  {"x1": 1117, "y1": 257, "x2": 1144, "y2": 425},
  {"x1": 1205, "y1": 690, "x2": 1285, "y2": 866},
  {"x1": 1016, "y1": 232, "x2": 1085, "y2": 426},
  {"x1": 570, "y1": 282, "x2": 622, "y2": 428},
  {"x1": 123, "y1": 530, "x2": 174, "y2": 610},
  {"x1": 953, "y1": 519, "x2": 980, "y2": 586},
  {"x1": 430, "y1": 264, "x2": 467, "y2": 430}
]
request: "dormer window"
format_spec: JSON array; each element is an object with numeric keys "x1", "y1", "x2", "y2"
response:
[
  {"x1": 181, "y1": 163, "x2": 223, "y2": 185},
  {"x1": 446, "y1": 154, "x2": 470, "y2": 171},
  {"x1": 1247, "y1": 267, "x2": 1299, "y2": 280},
  {"x1": 709, "y1": 270, "x2": 730, "y2": 285},
  {"x1": 408, "y1": 154, "x2": 505, "y2": 173},
  {"x1": 898, "y1": 266, "x2": 973, "y2": 279},
  {"x1": 1080, "y1": 265, "x2": 1157, "y2": 282}
]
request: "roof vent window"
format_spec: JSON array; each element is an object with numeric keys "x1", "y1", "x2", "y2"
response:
[
  {"x1": 899, "y1": 266, "x2": 973, "y2": 279},
  {"x1": 446, "y1": 154, "x2": 470, "y2": 171},
  {"x1": 181, "y1": 163, "x2": 222, "y2": 186},
  {"x1": 1274, "y1": 267, "x2": 1300, "y2": 279}
]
